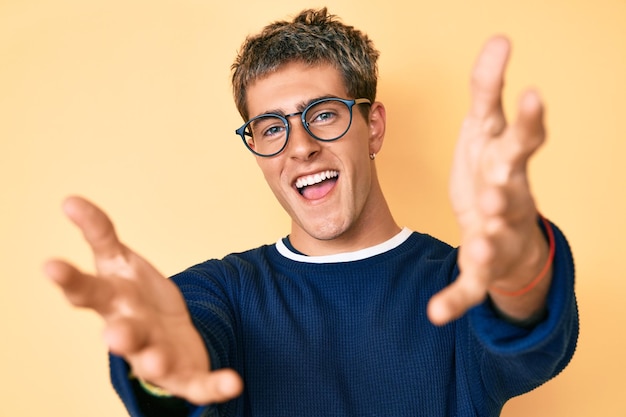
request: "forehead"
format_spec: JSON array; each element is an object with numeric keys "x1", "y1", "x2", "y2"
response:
[{"x1": 245, "y1": 61, "x2": 348, "y2": 118}]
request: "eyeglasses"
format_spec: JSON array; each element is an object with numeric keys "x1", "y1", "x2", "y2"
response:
[{"x1": 235, "y1": 97, "x2": 371, "y2": 157}]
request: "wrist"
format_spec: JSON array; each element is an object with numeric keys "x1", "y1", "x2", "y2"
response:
[{"x1": 489, "y1": 214, "x2": 555, "y2": 297}]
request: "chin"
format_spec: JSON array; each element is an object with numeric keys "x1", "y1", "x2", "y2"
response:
[{"x1": 300, "y1": 218, "x2": 352, "y2": 242}]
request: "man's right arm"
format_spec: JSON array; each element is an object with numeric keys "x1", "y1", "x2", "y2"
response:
[{"x1": 45, "y1": 196, "x2": 243, "y2": 409}]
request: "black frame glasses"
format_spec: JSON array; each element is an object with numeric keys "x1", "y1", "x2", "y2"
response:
[{"x1": 235, "y1": 97, "x2": 371, "y2": 157}]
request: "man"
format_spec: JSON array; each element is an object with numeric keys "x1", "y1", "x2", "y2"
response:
[{"x1": 46, "y1": 8, "x2": 578, "y2": 417}]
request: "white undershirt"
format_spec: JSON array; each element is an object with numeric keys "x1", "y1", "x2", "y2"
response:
[{"x1": 275, "y1": 227, "x2": 413, "y2": 264}]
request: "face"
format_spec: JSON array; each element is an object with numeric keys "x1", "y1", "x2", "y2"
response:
[{"x1": 245, "y1": 61, "x2": 388, "y2": 254}]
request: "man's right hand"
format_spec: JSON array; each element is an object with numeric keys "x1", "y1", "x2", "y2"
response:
[{"x1": 44, "y1": 196, "x2": 243, "y2": 405}]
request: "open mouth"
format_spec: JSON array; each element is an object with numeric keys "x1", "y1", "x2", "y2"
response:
[{"x1": 295, "y1": 170, "x2": 339, "y2": 200}]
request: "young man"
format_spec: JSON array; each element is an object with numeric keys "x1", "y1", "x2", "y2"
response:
[{"x1": 46, "y1": 8, "x2": 578, "y2": 417}]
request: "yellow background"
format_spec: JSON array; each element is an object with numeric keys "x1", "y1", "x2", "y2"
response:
[{"x1": 1, "y1": 0, "x2": 624, "y2": 416}]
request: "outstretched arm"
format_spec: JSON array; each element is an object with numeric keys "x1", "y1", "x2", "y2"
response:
[
  {"x1": 45, "y1": 196, "x2": 243, "y2": 404},
  {"x1": 428, "y1": 36, "x2": 553, "y2": 326}
]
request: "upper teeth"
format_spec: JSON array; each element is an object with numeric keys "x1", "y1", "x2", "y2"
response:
[{"x1": 295, "y1": 170, "x2": 338, "y2": 189}]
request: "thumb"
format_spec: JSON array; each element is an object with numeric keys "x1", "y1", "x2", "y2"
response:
[{"x1": 427, "y1": 275, "x2": 487, "y2": 326}]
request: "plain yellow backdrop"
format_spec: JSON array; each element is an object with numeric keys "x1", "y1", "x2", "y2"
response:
[{"x1": 1, "y1": 0, "x2": 624, "y2": 416}]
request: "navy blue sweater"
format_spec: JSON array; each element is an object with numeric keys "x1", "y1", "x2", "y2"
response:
[{"x1": 111, "y1": 224, "x2": 578, "y2": 417}]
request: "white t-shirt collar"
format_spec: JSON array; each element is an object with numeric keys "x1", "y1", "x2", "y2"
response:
[{"x1": 275, "y1": 227, "x2": 413, "y2": 264}]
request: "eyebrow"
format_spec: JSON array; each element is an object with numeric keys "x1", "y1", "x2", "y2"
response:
[{"x1": 256, "y1": 94, "x2": 338, "y2": 118}]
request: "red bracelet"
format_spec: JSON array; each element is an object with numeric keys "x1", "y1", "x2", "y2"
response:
[{"x1": 489, "y1": 214, "x2": 555, "y2": 297}]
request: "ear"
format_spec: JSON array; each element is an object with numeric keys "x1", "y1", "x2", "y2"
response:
[{"x1": 367, "y1": 101, "x2": 386, "y2": 156}]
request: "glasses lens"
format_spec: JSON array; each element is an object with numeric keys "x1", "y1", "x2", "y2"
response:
[
  {"x1": 245, "y1": 115, "x2": 288, "y2": 156},
  {"x1": 304, "y1": 99, "x2": 352, "y2": 141}
]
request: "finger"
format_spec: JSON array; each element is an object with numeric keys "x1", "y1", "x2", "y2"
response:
[
  {"x1": 135, "y1": 347, "x2": 243, "y2": 405},
  {"x1": 469, "y1": 36, "x2": 511, "y2": 134},
  {"x1": 427, "y1": 273, "x2": 488, "y2": 326},
  {"x1": 428, "y1": 237, "x2": 494, "y2": 326},
  {"x1": 62, "y1": 196, "x2": 126, "y2": 261},
  {"x1": 183, "y1": 369, "x2": 244, "y2": 405},
  {"x1": 44, "y1": 259, "x2": 115, "y2": 313},
  {"x1": 509, "y1": 90, "x2": 546, "y2": 163}
]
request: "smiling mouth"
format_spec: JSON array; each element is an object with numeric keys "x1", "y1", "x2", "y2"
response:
[{"x1": 295, "y1": 170, "x2": 339, "y2": 199}]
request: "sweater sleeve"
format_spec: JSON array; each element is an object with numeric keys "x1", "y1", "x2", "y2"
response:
[{"x1": 461, "y1": 219, "x2": 579, "y2": 409}]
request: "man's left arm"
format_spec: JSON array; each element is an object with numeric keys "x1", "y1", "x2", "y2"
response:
[{"x1": 428, "y1": 36, "x2": 563, "y2": 326}]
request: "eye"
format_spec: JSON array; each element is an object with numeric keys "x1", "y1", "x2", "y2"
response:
[
  {"x1": 250, "y1": 116, "x2": 286, "y2": 140},
  {"x1": 306, "y1": 100, "x2": 347, "y2": 126},
  {"x1": 314, "y1": 111, "x2": 336, "y2": 122},
  {"x1": 307, "y1": 108, "x2": 338, "y2": 125},
  {"x1": 263, "y1": 124, "x2": 285, "y2": 137}
]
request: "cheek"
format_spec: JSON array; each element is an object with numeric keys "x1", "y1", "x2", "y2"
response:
[
  {"x1": 256, "y1": 156, "x2": 277, "y2": 177},
  {"x1": 257, "y1": 159, "x2": 288, "y2": 197},
  {"x1": 355, "y1": 160, "x2": 373, "y2": 196},
  {"x1": 339, "y1": 147, "x2": 372, "y2": 196}
]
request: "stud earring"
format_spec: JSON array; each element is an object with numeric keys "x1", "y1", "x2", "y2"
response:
[{"x1": 369, "y1": 153, "x2": 376, "y2": 160}]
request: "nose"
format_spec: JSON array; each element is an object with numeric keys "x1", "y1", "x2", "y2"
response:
[{"x1": 286, "y1": 117, "x2": 321, "y2": 160}]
